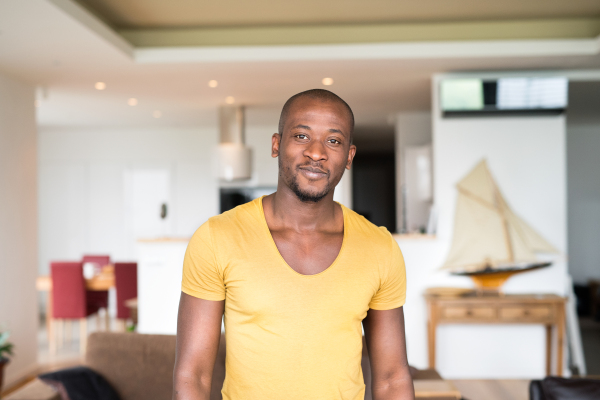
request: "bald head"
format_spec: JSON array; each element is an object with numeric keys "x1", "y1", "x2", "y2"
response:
[{"x1": 278, "y1": 89, "x2": 354, "y2": 139}]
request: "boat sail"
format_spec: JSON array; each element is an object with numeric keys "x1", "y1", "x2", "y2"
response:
[{"x1": 442, "y1": 160, "x2": 558, "y2": 288}]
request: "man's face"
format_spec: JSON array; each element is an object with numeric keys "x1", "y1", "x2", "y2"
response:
[{"x1": 272, "y1": 97, "x2": 356, "y2": 203}]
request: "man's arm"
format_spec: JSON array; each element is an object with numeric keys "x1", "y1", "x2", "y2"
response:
[
  {"x1": 363, "y1": 307, "x2": 415, "y2": 400},
  {"x1": 173, "y1": 292, "x2": 224, "y2": 400}
]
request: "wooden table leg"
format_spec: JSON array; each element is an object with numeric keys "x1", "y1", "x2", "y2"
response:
[
  {"x1": 428, "y1": 301, "x2": 437, "y2": 369},
  {"x1": 545, "y1": 324, "x2": 552, "y2": 375},
  {"x1": 556, "y1": 304, "x2": 565, "y2": 377}
]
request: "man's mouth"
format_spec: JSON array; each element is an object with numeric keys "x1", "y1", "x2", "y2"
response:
[{"x1": 298, "y1": 166, "x2": 328, "y2": 180}]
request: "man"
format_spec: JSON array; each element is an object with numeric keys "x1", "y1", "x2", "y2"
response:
[{"x1": 173, "y1": 89, "x2": 414, "y2": 400}]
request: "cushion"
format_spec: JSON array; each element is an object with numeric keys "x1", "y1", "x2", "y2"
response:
[{"x1": 39, "y1": 366, "x2": 121, "y2": 400}]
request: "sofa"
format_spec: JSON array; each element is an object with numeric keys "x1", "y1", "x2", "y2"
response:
[{"x1": 6, "y1": 332, "x2": 450, "y2": 400}]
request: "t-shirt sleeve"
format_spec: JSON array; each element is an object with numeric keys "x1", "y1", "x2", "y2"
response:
[
  {"x1": 368, "y1": 236, "x2": 407, "y2": 310},
  {"x1": 181, "y1": 220, "x2": 226, "y2": 301}
]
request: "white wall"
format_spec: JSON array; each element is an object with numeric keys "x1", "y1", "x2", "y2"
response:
[
  {"x1": 38, "y1": 125, "x2": 220, "y2": 275},
  {"x1": 0, "y1": 72, "x2": 38, "y2": 385},
  {"x1": 400, "y1": 74, "x2": 568, "y2": 379}
]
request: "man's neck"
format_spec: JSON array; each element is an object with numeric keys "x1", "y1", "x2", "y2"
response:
[{"x1": 264, "y1": 185, "x2": 340, "y2": 233}]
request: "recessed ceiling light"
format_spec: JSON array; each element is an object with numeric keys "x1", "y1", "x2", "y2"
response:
[
  {"x1": 225, "y1": 96, "x2": 235, "y2": 104},
  {"x1": 128, "y1": 98, "x2": 138, "y2": 106},
  {"x1": 322, "y1": 77, "x2": 334, "y2": 86},
  {"x1": 153, "y1": 110, "x2": 162, "y2": 118},
  {"x1": 95, "y1": 82, "x2": 106, "y2": 90},
  {"x1": 208, "y1": 80, "x2": 218, "y2": 88}
]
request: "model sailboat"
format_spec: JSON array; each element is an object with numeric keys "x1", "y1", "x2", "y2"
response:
[{"x1": 442, "y1": 160, "x2": 558, "y2": 289}]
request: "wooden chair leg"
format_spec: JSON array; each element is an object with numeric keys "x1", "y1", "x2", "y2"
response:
[
  {"x1": 97, "y1": 313, "x2": 102, "y2": 331},
  {"x1": 49, "y1": 319, "x2": 56, "y2": 355},
  {"x1": 57, "y1": 319, "x2": 63, "y2": 349},
  {"x1": 105, "y1": 309, "x2": 110, "y2": 332},
  {"x1": 65, "y1": 320, "x2": 72, "y2": 345},
  {"x1": 79, "y1": 318, "x2": 87, "y2": 355}
]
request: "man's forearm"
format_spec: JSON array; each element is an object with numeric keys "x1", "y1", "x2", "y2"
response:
[{"x1": 372, "y1": 371, "x2": 415, "y2": 400}]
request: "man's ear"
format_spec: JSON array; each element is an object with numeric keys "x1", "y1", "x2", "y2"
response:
[
  {"x1": 346, "y1": 144, "x2": 357, "y2": 170},
  {"x1": 271, "y1": 133, "x2": 281, "y2": 158}
]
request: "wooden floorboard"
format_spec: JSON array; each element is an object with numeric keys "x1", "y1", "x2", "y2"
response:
[{"x1": 450, "y1": 379, "x2": 530, "y2": 400}]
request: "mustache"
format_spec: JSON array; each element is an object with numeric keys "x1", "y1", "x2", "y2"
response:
[{"x1": 296, "y1": 162, "x2": 329, "y2": 176}]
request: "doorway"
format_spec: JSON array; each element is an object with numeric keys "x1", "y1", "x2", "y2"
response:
[{"x1": 351, "y1": 128, "x2": 396, "y2": 232}]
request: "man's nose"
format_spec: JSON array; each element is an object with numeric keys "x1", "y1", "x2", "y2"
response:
[{"x1": 304, "y1": 139, "x2": 327, "y2": 161}]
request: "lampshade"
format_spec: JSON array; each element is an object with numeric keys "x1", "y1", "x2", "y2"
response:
[{"x1": 217, "y1": 143, "x2": 252, "y2": 181}]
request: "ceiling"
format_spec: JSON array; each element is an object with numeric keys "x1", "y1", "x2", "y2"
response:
[
  {"x1": 1, "y1": 0, "x2": 600, "y2": 131},
  {"x1": 75, "y1": 0, "x2": 600, "y2": 28}
]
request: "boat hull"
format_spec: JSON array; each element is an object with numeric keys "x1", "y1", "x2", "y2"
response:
[{"x1": 451, "y1": 262, "x2": 551, "y2": 290}]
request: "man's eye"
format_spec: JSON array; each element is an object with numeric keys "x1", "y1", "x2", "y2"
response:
[
  {"x1": 296, "y1": 134, "x2": 308, "y2": 139},
  {"x1": 329, "y1": 139, "x2": 340, "y2": 144}
]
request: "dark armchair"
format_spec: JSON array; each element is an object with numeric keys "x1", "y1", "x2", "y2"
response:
[{"x1": 530, "y1": 377, "x2": 600, "y2": 400}]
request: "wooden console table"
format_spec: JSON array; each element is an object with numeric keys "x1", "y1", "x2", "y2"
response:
[{"x1": 425, "y1": 293, "x2": 567, "y2": 376}]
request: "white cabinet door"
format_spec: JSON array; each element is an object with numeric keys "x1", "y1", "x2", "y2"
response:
[
  {"x1": 124, "y1": 168, "x2": 172, "y2": 240},
  {"x1": 137, "y1": 241, "x2": 186, "y2": 335}
]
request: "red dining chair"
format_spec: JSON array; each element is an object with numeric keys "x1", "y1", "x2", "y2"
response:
[
  {"x1": 82, "y1": 254, "x2": 110, "y2": 329},
  {"x1": 114, "y1": 262, "x2": 138, "y2": 330},
  {"x1": 50, "y1": 262, "x2": 102, "y2": 354}
]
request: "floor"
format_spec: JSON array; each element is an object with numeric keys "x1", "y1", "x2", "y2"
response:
[{"x1": 38, "y1": 315, "x2": 114, "y2": 367}]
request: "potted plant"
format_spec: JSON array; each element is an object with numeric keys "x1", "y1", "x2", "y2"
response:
[{"x1": 0, "y1": 331, "x2": 14, "y2": 391}]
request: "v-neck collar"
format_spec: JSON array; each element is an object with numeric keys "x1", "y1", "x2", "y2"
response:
[{"x1": 256, "y1": 195, "x2": 347, "y2": 278}]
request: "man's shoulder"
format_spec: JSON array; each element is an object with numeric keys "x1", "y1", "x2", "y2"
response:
[
  {"x1": 189, "y1": 198, "x2": 263, "y2": 253},
  {"x1": 343, "y1": 205, "x2": 394, "y2": 245},
  {"x1": 206, "y1": 197, "x2": 262, "y2": 232}
]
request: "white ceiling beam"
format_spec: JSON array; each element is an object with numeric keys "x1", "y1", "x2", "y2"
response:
[{"x1": 134, "y1": 37, "x2": 600, "y2": 64}]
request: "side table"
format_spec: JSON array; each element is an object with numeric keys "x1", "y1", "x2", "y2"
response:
[{"x1": 425, "y1": 293, "x2": 567, "y2": 376}]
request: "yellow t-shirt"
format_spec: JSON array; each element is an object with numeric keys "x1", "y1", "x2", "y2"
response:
[{"x1": 182, "y1": 197, "x2": 406, "y2": 400}]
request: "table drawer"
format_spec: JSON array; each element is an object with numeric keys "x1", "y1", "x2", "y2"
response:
[
  {"x1": 442, "y1": 306, "x2": 496, "y2": 320},
  {"x1": 500, "y1": 306, "x2": 553, "y2": 320}
]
